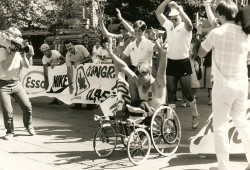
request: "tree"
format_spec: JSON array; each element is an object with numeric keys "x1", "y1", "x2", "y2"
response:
[
  {"x1": 0, "y1": 0, "x2": 87, "y2": 31},
  {"x1": 100, "y1": 0, "x2": 245, "y2": 30},
  {"x1": 0, "y1": 0, "x2": 55, "y2": 30}
]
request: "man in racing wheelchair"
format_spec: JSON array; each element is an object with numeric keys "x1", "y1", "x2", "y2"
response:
[{"x1": 107, "y1": 36, "x2": 168, "y2": 124}]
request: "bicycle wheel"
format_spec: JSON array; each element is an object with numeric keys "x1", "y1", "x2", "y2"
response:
[
  {"x1": 150, "y1": 105, "x2": 181, "y2": 157},
  {"x1": 127, "y1": 128, "x2": 151, "y2": 165},
  {"x1": 93, "y1": 124, "x2": 117, "y2": 158}
]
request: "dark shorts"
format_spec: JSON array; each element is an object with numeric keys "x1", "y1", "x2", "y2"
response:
[{"x1": 166, "y1": 58, "x2": 192, "y2": 76}]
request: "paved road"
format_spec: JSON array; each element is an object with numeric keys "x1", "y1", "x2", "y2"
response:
[{"x1": 0, "y1": 89, "x2": 248, "y2": 170}]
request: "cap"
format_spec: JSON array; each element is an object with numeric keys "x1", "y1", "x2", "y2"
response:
[
  {"x1": 168, "y1": 8, "x2": 179, "y2": 17},
  {"x1": 40, "y1": 44, "x2": 50, "y2": 51}
]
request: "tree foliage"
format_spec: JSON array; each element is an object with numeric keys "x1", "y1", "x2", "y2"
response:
[
  {"x1": 0, "y1": 0, "x2": 55, "y2": 30},
  {"x1": 0, "y1": 0, "x2": 246, "y2": 31},
  {"x1": 102, "y1": 0, "x2": 245, "y2": 29},
  {"x1": 0, "y1": 0, "x2": 86, "y2": 30}
]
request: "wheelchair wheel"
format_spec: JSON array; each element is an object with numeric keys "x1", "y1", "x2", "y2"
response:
[
  {"x1": 93, "y1": 124, "x2": 117, "y2": 158},
  {"x1": 161, "y1": 118, "x2": 177, "y2": 144},
  {"x1": 127, "y1": 128, "x2": 151, "y2": 165},
  {"x1": 150, "y1": 105, "x2": 181, "y2": 156}
]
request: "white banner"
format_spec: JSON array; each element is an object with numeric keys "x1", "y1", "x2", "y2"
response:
[
  {"x1": 20, "y1": 64, "x2": 130, "y2": 112},
  {"x1": 189, "y1": 101, "x2": 250, "y2": 154}
]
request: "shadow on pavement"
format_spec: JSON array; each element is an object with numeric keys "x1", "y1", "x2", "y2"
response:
[{"x1": 166, "y1": 153, "x2": 247, "y2": 168}]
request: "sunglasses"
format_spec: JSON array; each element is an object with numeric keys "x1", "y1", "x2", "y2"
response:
[
  {"x1": 134, "y1": 69, "x2": 148, "y2": 76},
  {"x1": 171, "y1": 18, "x2": 178, "y2": 22},
  {"x1": 42, "y1": 49, "x2": 49, "y2": 53}
]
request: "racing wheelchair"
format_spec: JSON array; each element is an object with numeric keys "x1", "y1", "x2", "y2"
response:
[{"x1": 93, "y1": 104, "x2": 181, "y2": 165}]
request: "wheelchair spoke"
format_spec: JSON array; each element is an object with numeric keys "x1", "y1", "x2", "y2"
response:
[
  {"x1": 150, "y1": 105, "x2": 181, "y2": 156},
  {"x1": 127, "y1": 128, "x2": 151, "y2": 165}
]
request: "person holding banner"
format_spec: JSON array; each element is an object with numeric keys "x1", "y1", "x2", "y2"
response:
[
  {"x1": 107, "y1": 36, "x2": 167, "y2": 117},
  {"x1": 155, "y1": 0, "x2": 200, "y2": 129},
  {"x1": 0, "y1": 27, "x2": 36, "y2": 140},
  {"x1": 64, "y1": 39, "x2": 93, "y2": 110},
  {"x1": 198, "y1": 1, "x2": 250, "y2": 170},
  {"x1": 40, "y1": 43, "x2": 65, "y2": 105}
]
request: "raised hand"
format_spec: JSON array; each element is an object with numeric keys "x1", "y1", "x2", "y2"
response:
[
  {"x1": 116, "y1": 8, "x2": 123, "y2": 21},
  {"x1": 204, "y1": 0, "x2": 211, "y2": 6},
  {"x1": 96, "y1": 9, "x2": 104, "y2": 22},
  {"x1": 160, "y1": 43, "x2": 169, "y2": 56},
  {"x1": 169, "y1": 1, "x2": 179, "y2": 9},
  {"x1": 150, "y1": 27, "x2": 157, "y2": 40}
]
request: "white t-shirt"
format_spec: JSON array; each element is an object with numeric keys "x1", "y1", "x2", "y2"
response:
[
  {"x1": 42, "y1": 50, "x2": 61, "y2": 65},
  {"x1": 0, "y1": 48, "x2": 22, "y2": 80},
  {"x1": 66, "y1": 45, "x2": 90, "y2": 66},
  {"x1": 123, "y1": 37, "x2": 154, "y2": 67},
  {"x1": 163, "y1": 21, "x2": 192, "y2": 60}
]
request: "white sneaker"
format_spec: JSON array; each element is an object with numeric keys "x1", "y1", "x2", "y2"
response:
[
  {"x1": 192, "y1": 116, "x2": 200, "y2": 129},
  {"x1": 181, "y1": 103, "x2": 187, "y2": 107},
  {"x1": 27, "y1": 127, "x2": 36, "y2": 136},
  {"x1": 3, "y1": 133, "x2": 14, "y2": 140}
]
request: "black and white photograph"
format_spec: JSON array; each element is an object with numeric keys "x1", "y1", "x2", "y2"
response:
[{"x1": 0, "y1": 0, "x2": 250, "y2": 169}]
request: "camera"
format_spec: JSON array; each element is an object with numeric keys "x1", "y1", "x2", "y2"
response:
[
  {"x1": 0, "y1": 30, "x2": 29, "y2": 53},
  {"x1": 10, "y1": 39, "x2": 29, "y2": 53}
]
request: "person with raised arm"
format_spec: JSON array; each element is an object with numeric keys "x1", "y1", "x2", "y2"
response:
[
  {"x1": 98, "y1": 9, "x2": 158, "y2": 107},
  {"x1": 198, "y1": 1, "x2": 250, "y2": 169},
  {"x1": 107, "y1": 36, "x2": 167, "y2": 116},
  {"x1": 97, "y1": 9, "x2": 132, "y2": 56},
  {"x1": 155, "y1": 0, "x2": 200, "y2": 129}
]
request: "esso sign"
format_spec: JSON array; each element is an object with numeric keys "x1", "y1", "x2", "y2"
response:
[{"x1": 22, "y1": 71, "x2": 45, "y2": 94}]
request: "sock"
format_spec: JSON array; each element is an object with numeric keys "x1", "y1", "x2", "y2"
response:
[
  {"x1": 169, "y1": 104, "x2": 176, "y2": 110},
  {"x1": 188, "y1": 99, "x2": 199, "y2": 117}
]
